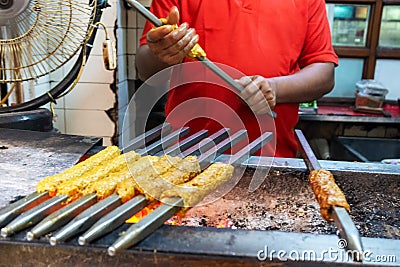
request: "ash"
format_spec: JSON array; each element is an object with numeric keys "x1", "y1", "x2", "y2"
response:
[{"x1": 172, "y1": 169, "x2": 400, "y2": 239}]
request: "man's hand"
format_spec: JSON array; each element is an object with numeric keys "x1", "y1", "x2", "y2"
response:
[
  {"x1": 145, "y1": 6, "x2": 199, "y2": 66},
  {"x1": 237, "y1": 76, "x2": 277, "y2": 115}
]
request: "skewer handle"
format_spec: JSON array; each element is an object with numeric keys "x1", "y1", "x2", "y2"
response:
[
  {"x1": 0, "y1": 192, "x2": 50, "y2": 228},
  {"x1": 331, "y1": 206, "x2": 364, "y2": 262},
  {"x1": 108, "y1": 197, "x2": 183, "y2": 256}
]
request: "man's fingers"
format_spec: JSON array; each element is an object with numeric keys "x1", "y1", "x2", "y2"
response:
[
  {"x1": 239, "y1": 76, "x2": 259, "y2": 100},
  {"x1": 147, "y1": 25, "x2": 173, "y2": 43},
  {"x1": 167, "y1": 6, "x2": 180, "y2": 25}
]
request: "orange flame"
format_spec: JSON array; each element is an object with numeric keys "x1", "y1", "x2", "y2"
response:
[{"x1": 125, "y1": 201, "x2": 162, "y2": 224}]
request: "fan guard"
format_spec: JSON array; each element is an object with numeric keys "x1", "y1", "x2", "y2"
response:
[{"x1": 0, "y1": 0, "x2": 96, "y2": 82}]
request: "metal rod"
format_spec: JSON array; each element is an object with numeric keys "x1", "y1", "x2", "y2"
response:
[
  {"x1": 331, "y1": 207, "x2": 364, "y2": 262},
  {"x1": 79, "y1": 195, "x2": 148, "y2": 246},
  {"x1": 108, "y1": 197, "x2": 183, "y2": 256},
  {"x1": 294, "y1": 129, "x2": 321, "y2": 170},
  {"x1": 294, "y1": 129, "x2": 364, "y2": 262},
  {"x1": 181, "y1": 128, "x2": 230, "y2": 157},
  {"x1": 125, "y1": 0, "x2": 164, "y2": 27},
  {"x1": 137, "y1": 127, "x2": 189, "y2": 156},
  {"x1": 122, "y1": 122, "x2": 171, "y2": 153},
  {"x1": 0, "y1": 192, "x2": 50, "y2": 228},
  {"x1": 107, "y1": 131, "x2": 272, "y2": 255},
  {"x1": 126, "y1": 0, "x2": 277, "y2": 119},
  {"x1": 50, "y1": 194, "x2": 123, "y2": 246},
  {"x1": 198, "y1": 57, "x2": 278, "y2": 118},
  {"x1": 228, "y1": 131, "x2": 273, "y2": 165},
  {"x1": 1, "y1": 195, "x2": 68, "y2": 237},
  {"x1": 198, "y1": 129, "x2": 247, "y2": 170},
  {"x1": 26, "y1": 194, "x2": 97, "y2": 241},
  {"x1": 154, "y1": 130, "x2": 208, "y2": 157}
]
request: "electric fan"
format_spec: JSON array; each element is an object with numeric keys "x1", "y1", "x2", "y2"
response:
[{"x1": 0, "y1": 0, "x2": 110, "y2": 113}]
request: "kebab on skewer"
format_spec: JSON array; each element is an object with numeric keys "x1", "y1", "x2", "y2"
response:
[
  {"x1": 308, "y1": 169, "x2": 350, "y2": 222},
  {"x1": 36, "y1": 145, "x2": 121, "y2": 196},
  {"x1": 160, "y1": 162, "x2": 234, "y2": 209},
  {"x1": 54, "y1": 151, "x2": 141, "y2": 202}
]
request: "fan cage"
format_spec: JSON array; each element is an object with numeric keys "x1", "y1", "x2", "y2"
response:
[{"x1": 0, "y1": 0, "x2": 97, "y2": 83}]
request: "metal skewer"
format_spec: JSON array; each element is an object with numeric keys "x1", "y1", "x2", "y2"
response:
[
  {"x1": 52, "y1": 193, "x2": 124, "y2": 246},
  {"x1": 1, "y1": 127, "x2": 188, "y2": 238},
  {"x1": 1, "y1": 195, "x2": 68, "y2": 238},
  {"x1": 295, "y1": 129, "x2": 364, "y2": 262},
  {"x1": 108, "y1": 131, "x2": 273, "y2": 256},
  {"x1": 123, "y1": 122, "x2": 172, "y2": 153},
  {"x1": 0, "y1": 192, "x2": 50, "y2": 228},
  {"x1": 26, "y1": 194, "x2": 97, "y2": 241},
  {"x1": 77, "y1": 195, "x2": 147, "y2": 246},
  {"x1": 154, "y1": 129, "x2": 208, "y2": 157},
  {"x1": 125, "y1": 0, "x2": 277, "y2": 119},
  {"x1": 180, "y1": 128, "x2": 230, "y2": 157},
  {"x1": 78, "y1": 130, "x2": 247, "y2": 246}
]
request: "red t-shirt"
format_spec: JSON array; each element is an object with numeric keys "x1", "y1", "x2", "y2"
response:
[{"x1": 140, "y1": 0, "x2": 338, "y2": 157}]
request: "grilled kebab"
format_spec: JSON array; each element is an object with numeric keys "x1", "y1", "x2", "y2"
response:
[
  {"x1": 36, "y1": 146, "x2": 121, "y2": 196},
  {"x1": 308, "y1": 169, "x2": 350, "y2": 222}
]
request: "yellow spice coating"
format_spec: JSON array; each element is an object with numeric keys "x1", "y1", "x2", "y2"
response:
[
  {"x1": 159, "y1": 156, "x2": 200, "y2": 184},
  {"x1": 137, "y1": 155, "x2": 202, "y2": 201},
  {"x1": 36, "y1": 146, "x2": 121, "y2": 194},
  {"x1": 117, "y1": 156, "x2": 200, "y2": 202},
  {"x1": 83, "y1": 155, "x2": 159, "y2": 199},
  {"x1": 116, "y1": 155, "x2": 183, "y2": 202},
  {"x1": 56, "y1": 151, "x2": 141, "y2": 199},
  {"x1": 160, "y1": 162, "x2": 234, "y2": 208}
]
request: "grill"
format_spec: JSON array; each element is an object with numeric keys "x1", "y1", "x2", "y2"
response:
[{"x1": 0, "y1": 124, "x2": 399, "y2": 266}]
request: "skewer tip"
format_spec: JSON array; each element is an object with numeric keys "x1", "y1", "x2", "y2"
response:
[
  {"x1": 49, "y1": 236, "x2": 57, "y2": 246},
  {"x1": 1, "y1": 227, "x2": 8, "y2": 238},
  {"x1": 108, "y1": 246, "x2": 117, "y2": 256},
  {"x1": 78, "y1": 236, "x2": 86, "y2": 246},
  {"x1": 26, "y1": 231, "x2": 35, "y2": 241}
]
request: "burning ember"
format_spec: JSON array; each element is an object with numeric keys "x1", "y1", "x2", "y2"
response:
[{"x1": 126, "y1": 202, "x2": 162, "y2": 224}]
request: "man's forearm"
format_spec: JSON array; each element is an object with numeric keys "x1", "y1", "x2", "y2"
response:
[
  {"x1": 136, "y1": 45, "x2": 171, "y2": 81},
  {"x1": 271, "y1": 62, "x2": 335, "y2": 104}
]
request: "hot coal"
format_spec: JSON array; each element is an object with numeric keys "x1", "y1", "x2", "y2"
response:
[{"x1": 171, "y1": 168, "x2": 400, "y2": 240}]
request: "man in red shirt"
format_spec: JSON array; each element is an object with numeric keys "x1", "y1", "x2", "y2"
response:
[{"x1": 136, "y1": 0, "x2": 338, "y2": 158}]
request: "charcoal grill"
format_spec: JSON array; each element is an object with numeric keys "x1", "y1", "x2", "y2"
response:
[{"x1": 0, "y1": 124, "x2": 399, "y2": 266}]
